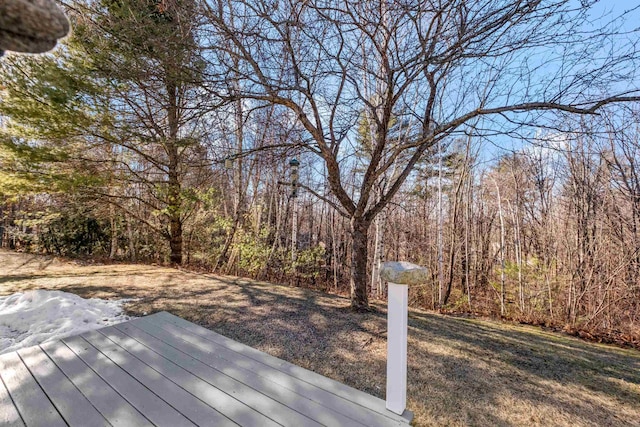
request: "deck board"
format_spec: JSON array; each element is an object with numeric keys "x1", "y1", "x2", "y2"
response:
[
  {"x1": 113, "y1": 322, "x2": 299, "y2": 427},
  {"x1": 135, "y1": 316, "x2": 399, "y2": 427},
  {"x1": 155, "y1": 311, "x2": 410, "y2": 425},
  {"x1": 0, "y1": 352, "x2": 65, "y2": 427},
  {"x1": 0, "y1": 311, "x2": 412, "y2": 426},
  {"x1": 155, "y1": 311, "x2": 411, "y2": 425},
  {"x1": 81, "y1": 330, "x2": 234, "y2": 427},
  {"x1": 62, "y1": 335, "x2": 195, "y2": 427},
  {"x1": 0, "y1": 362, "x2": 24, "y2": 427},
  {"x1": 105, "y1": 324, "x2": 279, "y2": 427},
  {"x1": 17, "y1": 345, "x2": 109, "y2": 427},
  {"x1": 131, "y1": 317, "x2": 366, "y2": 427},
  {"x1": 41, "y1": 340, "x2": 154, "y2": 427}
]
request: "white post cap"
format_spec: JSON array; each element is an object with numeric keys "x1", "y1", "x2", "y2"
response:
[{"x1": 380, "y1": 261, "x2": 428, "y2": 285}]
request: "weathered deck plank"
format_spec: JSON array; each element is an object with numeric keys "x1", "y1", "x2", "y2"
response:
[
  {"x1": 103, "y1": 325, "x2": 275, "y2": 427},
  {"x1": 0, "y1": 351, "x2": 65, "y2": 427},
  {"x1": 134, "y1": 315, "x2": 394, "y2": 427},
  {"x1": 0, "y1": 363, "x2": 24, "y2": 427},
  {"x1": 1, "y1": 311, "x2": 411, "y2": 426},
  {"x1": 155, "y1": 311, "x2": 410, "y2": 425},
  {"x1": 81, "y1": 329, "x2": 237, "y2": 427},
  {"x1": 41, "y1": 340, "x2": 154, "y2": 427},
  {"x1": 62, "y1": 335, "x2": 196, "y2": 427},
  {"x1": 114, "y1": 321, "x2": 311, "y2": 427},
  {"x1": 17, "y1": 345, "x2": 109, "y2": 427}
]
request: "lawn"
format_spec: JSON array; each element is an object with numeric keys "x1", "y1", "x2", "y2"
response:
[{"x1": 1, "y1": 249, "x2": 638, "y2": 426}]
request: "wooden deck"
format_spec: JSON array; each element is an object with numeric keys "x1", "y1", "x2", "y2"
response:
[{"x1": 0, "y1": 311, "x2": 412, "y2": 426}]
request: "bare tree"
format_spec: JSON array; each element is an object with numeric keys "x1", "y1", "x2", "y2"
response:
[{"x1": 201, "y1": 0, "x2": 639, "y2": 309}]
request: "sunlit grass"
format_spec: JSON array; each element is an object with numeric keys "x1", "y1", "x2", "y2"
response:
[{"x1": 1, "y1": 249, "x2": 638, "y2": 426}]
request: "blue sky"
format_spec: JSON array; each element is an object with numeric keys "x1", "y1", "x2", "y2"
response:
[{"x1": 479, "y1": 1, "x2": 640, "y2": 165}]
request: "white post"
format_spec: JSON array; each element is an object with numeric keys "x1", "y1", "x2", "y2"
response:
[
  {"x1": 386, "y1": 282, "x2": 408, "y2": 415},
  {"x1": 380, "y1": 261, "x2": 427, "y2": 417}
]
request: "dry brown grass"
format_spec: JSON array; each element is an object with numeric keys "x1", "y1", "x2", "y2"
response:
[{"x1": 1, "y1": 249, "x2": 639, "y2": 426}]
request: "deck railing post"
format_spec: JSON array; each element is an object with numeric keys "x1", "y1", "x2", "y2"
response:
[
  {"x1": 386, "y1": 281, "x2": 408, "y2": 414},
  {"x1": 380, "y1": 261, "x2": 428, "y2": 417}
]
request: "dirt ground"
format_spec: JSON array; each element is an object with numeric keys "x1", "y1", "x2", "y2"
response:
[{"x1": 1, "y1": 250, "x2": 639, "y2": 426}]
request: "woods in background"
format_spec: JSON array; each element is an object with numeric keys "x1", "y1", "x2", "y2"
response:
[{"x1": 1, "y1": 0, "x2": 639, "y2": 345}]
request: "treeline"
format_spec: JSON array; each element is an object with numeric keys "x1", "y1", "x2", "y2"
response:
[
  {"x1": 3, "y1": 117, "x2": 640, "y2": 345},
  {"x1": 1, "y1": 0, "x2": 639, "y2": 345}
]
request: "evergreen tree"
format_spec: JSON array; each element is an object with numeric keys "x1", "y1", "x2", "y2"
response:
[{"x1": 0, "y1": 0, "x2": 212, "y2": 264}]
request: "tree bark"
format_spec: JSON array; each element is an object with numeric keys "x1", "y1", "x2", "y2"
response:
[
  {"x1": 371, "y1": 212, "x2": 385, "y2": 297},
  {"x1": 168, "y1": 151, "x2": 182, "y2": 265},
  {"x1": 109, "y1": 205, "x2": 117, "y2": 259},
  {"x1": 166, "y1": 79, "x2": 182, "y2": 266},
  {"x1": 169, "y1": 211, "x2": 183, "y2": 265},
  {"x1": 494, "y1": 178, "x2": 506, "y2": 316},
  {"x1": 350, "y1": 217, "x2": 370, "y2": 310},
  {"x1": 442, "y1": 161, "x2": 465, "y2": 306}
]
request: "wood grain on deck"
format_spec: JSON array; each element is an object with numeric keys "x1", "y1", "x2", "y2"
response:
[{"x1": 0, "y1": 312, "x2": 411, "y2": 426}]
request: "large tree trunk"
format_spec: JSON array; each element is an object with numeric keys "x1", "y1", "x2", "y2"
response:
[
  {"x1": 167, "y1": 140, "x2": 182, "y2": 265},
  {"x1": 218, "y1": 70, "x2": 245, "y2": 273},
  {"x1": 371, "y1": 213, "x2": 385, "y2": 297},
  {"x1": 109, "y1": 204, "x2": 117, "y2": 259},
  {"x1": 350, "y1": 217, "x2": 370, "y2": 310},
  {"x1": 166, "y1": 79, "x2": 182, "y2": 266},
  {"x1": 169, "y1": 203, "x2": 182, "y2": 265},
  {"x1": 167, "y1": 152, "x2": 182, "y2": 265}
]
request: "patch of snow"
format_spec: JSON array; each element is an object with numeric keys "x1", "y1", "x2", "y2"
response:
[{"x1": 0, "y1": 290, "x2": 134, "y2": 355}]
